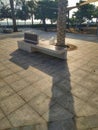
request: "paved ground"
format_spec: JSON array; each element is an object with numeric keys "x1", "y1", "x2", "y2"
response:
[{"x1": 0, "y1": 29, "x2": 98, "y2": 130}]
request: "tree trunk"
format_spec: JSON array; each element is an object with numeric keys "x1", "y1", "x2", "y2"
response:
[
  {"x1": 32, "y1": 15, "x2": 34, "y2": 25},
  {"x1": 9, "y1": 0, "x2": 18, "y2": 32},
  {"x1": 56, "y1": 0, "x2": 67, "y2": 46},
  {"x1": 43, "y1": 18, "x2": 47, "y2": 31},
  {"x1": 96, "y1": 18, "x2": 98, "y2": 36},
  {"x1": 6, "y1": 18, "x2": 9, "y2": 26}
]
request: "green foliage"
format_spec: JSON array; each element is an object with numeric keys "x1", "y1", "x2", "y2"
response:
[
  {"x1": 73, "y1": 0, "x2": 95, "y2": 23},
  {"x1": 0, "y1": 1, "x2": 11, "y2": 20},
  {"x1": 27, "y1": 0, "x2": 36, "y2": 14},
  {"x1": 69, "y1": 17, "x2": 77, "y2": 25},
  {"x1": 16, "y1": 0, "x2": 30, "y2": 21},
  {"x1": 34, "y1": 0, "x2": 58, "y2": 23},
  {"x1": 93, "y1": 7, "x2": 98, "y2": 18}
]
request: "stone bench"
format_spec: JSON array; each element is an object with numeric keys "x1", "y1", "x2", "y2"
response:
[{"x1": 17, "y1": 33, "x2": 66, "y2": 59}]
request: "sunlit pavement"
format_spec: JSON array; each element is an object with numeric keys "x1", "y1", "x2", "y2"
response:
[{"x1": 0, "y1": 30, "x2": 98, "y2": 130}]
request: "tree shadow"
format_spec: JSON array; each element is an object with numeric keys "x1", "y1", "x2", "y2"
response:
[{"x1": 9, "y1": 49, "x2": 77, "y2": 130}]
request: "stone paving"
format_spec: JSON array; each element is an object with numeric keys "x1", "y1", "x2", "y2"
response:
[{"x1": 0, "y1": 29, "x2": 98, "y2": 130}]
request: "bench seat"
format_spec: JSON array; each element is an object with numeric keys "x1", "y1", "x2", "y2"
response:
[{"x1": 18, "y1": 40, "x2": 66, "y2": 59}]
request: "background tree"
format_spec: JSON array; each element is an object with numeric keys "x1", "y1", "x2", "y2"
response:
[
  {"x1": 16, "y1": 0, "x2": 30, "y2": 24},
  {"x1": 34, "y1": 0, "x2": 50, "y2": 31},
  {"x1": 9, "y1": 0, "x2": 18, "y2": 32},
  {"x1": 74, "y1": 0, "x2": 95, "y2": 24},
  {"x1": 0, "y1": 1, "x2": 11, "y2": 24},
  {"x1": 46, "y1": 0, "x2": 58, "y2": 24},
  {"x1": 0, "y1": 6, "x2": 11, "y2": 25},
  {"x1": 93, "y1": 7, "x2": 98, "y2": 35},
  {"x1": 34, "y1": 0, "x2": 58, "y2": 31},
  {"x1": 27, "y1": 0, "x2": 36, "y2": 25},
  {"x1": 93, "y1": 7, "x2": 98, "y2": 22}
]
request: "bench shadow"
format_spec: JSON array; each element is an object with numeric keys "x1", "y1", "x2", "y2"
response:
[{"x1": 10, "y1": 49, "x2": 77, "y2": 130}]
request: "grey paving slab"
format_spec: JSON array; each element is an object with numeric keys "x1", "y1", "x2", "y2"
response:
[
  {"x1": 7, "y1": 104, "x2": 45, "y2": 127},
  {"x1": 42, "y1": 103, "x2": 73, "y2": 121},
  {"x1": 0, "y1": 79, "x2": 7, "y2": 88},
  {"x1": 71, "y1": 84, "x2": 93, "y2": 102},
  {"x1": 92, "y1": 128, "x2": 98, "y2": 130},
  {"x1": 0, "y1": 109, "x2": 5, "y2": 120},
  {"x1": 0, "y1": 69, "x2": 14, "y2": 78},
  {"x1": 0, "y1": 118, "x2": 11, "y2": 129},
  {"x1": 76, "y1": 115, "x2": 98, "y2": 129},
  {"x1": 10, "y1": 79, "x2": 30, "y2": 92},
  {"x1": 0, "y1": 85, "x2": 15, "y2": 101},
  {"x1": 18, "y1": 85, "x2": 41, "y2": 102},
  {"x1": 87, "y1": 93, "x2": 98, "y2": 109},
  {"x1": 0, "y1": 94, "x2": 25, "y2": 115},
  {"x1": 3, "y1": 74, "x2": 21, "y2": 84},
  {"x1": 28, "y1": 93, "x2": 55, "y2": 115}
]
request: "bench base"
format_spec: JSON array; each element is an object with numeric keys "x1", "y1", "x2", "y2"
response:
[{"x1": 18, "y1": 40, "x2": 67, "y2": 59}]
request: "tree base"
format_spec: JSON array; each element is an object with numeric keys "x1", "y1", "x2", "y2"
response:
[{"x1": 55, "y1": 44, "x2": 77, "y2": 51}]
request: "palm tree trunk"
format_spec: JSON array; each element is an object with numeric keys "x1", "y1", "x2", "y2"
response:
[
  {"x1": 9, "y1": 0, "x2": 18, "y2": 32},
  {"x1": 56, "y1": 0, "x2": 67, "y2": 46}
]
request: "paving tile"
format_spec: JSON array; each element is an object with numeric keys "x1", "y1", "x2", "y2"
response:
[
  {"x1": 0, "y1": 69, "x2": 13, "y2": 78},
  {"x1": 43, "y1": 84, "x2": 66, "y2": 99},
  {"x1": 28, "y1": 93, "x2": 55, "y2": 115},
  {"x1": 3, "y1": 74, "x2": 21, "y2": 84},
  {"x1": 0, "y1": 109, "x2": 5, "y2": 120},
  {"x1": 17, "y1": 70, "x2": 36, "y2": 78},
  {"x1": 7, "y1": 104, "x2": 45, "y2": 127},
  {"x1": 42, "y1": 103, "x2": 73, "y2": 122},
  {"x1": 0, "y1": 94, "x2": 25, "y2": 115},
  {"x1": 0, "y1": 118, "x2": 11, "y2": 129},
  {"x1": 11, "y1": 79, "x2": 30, "y2": 92},
  {"x1": 0, "y1": 85, "x2": 15, "y2": 101},
  {"x1": 79, "y1": 78, "x2": 98, "y2": 92},
  {"x1": 88, "y1": 93, "x2": 98, "y2": 109},
  {"x1": 56, "y1": 94, "x2": 83, "y2": 114},
  {"x1": 0, "y1": 79, "x2": 7, "y2": 88},
  {"x1": 48, "y1": 119, "x2": 76, "y2": 130},
  {"x1": 85, "y1": 74, "x2": 98, "y2": 83},
  {"x1": 7, "y1": 64, "x2": 23, "y2": 73},
  {"x1": 0, "y1": 65, "x2": 6, "y2": 71},
  {"x1": 32, "y1": 78, "x2": 53, "y2": 92},
  {"x1": 73, "y1": 69, "x2": 88, "y2": 77},
  {"x1": 76, "y1": 102, "x2": 98, "y2": 117},
  {"x1": 18, "y1": 85, "x2": 41, "y2": 102},
  {"x1": 55, "y1": 79, "x2": 76, "y2": 92},
  {"x1": 34, "y1": 123, "x2": 48, "y2": 130},
  {"x1": 22, "y1": 125, "x2": 36, "y2": 130},
  {"x1": 92, "y1": 128, "x2": 98, "y2": 130},
  {"x1": 76, "y1": 115, "x2": 98, "y2": 129},
  {"x1": 71, "y1": 85, "x2": 93, "y2": 101},
  {"x1": 24, "y1": 74, "x2": 41, "y2": 84}
]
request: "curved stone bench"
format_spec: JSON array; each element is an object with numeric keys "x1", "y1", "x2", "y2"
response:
[{"x1": 17, "y1": 33, "x2": 66, "y2": 59}]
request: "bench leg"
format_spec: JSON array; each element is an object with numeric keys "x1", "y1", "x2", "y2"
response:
[{"x1": 18, "y1": 42, "x2": 32, "y2": 53}]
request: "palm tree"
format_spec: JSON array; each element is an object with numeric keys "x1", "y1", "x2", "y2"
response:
[
  {"x1": 56, "y1": 0, "x2": 68, "y2": 46},
  {"x1": 9, "y1": 0, "x2": 18, "y2": 32}
]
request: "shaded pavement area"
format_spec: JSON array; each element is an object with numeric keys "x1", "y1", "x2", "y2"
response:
[{"x1": 0, "y1": 30, "x2": 98, "y2": 130}]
